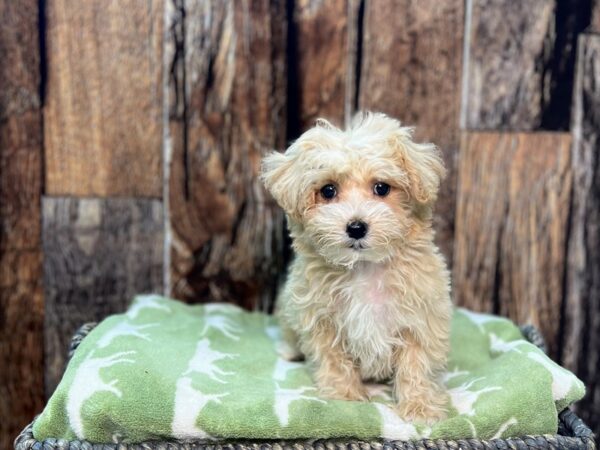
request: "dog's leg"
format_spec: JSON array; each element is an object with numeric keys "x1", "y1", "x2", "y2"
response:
[
  {"x1": 307, "y1": 321, "x2": 368, "y2": 401},
  {"x1": 393, "y1": 327, "x2": 448, "y2": 423},
  {"x1": 278, "y1": 321, "x2": 304, "y2": 361}
]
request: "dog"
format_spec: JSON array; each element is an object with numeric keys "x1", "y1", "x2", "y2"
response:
[{"x1": 261, "y1": 112, "x2": 451, "y2": 422}]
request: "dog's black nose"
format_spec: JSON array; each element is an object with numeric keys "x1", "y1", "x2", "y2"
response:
[{"x1": 346, "y1": 220, "x2": 368, "y2": 239}]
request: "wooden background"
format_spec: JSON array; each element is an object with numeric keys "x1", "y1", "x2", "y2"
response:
[{"x1": 1, "y1": 0, "x2": 599, "y2": 447}]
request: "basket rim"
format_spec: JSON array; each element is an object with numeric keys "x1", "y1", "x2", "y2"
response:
[{"x1": 15, "y1": 322, "x2": 597, "y2": 450}]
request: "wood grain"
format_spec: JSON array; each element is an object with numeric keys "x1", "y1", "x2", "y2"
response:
[
  {"x1": 592, "y1": 0, "x2": 600, "y2": 32},
  {"x1": 0, "y1": 0, "x2": 44, "y2": 447},
  {"x1": 290, "y1": 0, "x2": 358, "y2": 130},
  {"x1": 462, "y1": 0, "x2": 555, "y2": 130},
  {"x1": 453, "y1": 132, "x2": 572, "y2": 360},
  {"x1": 44, "y1": 0, "x2": 164, "y2": 197},
  {"x1": 42, "y1": 197, "x2": 164, "y2": 395},
  {"x1": 358, "y1": 0, "x2": 464, "y2": 262},
  {"x1": 167, "y1": 0, "x2": 287, "y2": 310},
  {"x1": 563, "y1": 33, "x2": 600, "y2": 433}
]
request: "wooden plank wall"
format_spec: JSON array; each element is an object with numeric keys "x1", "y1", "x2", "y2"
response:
[
  {"x1": 454, "y1": 132, "x2": 572, "y2": 359},
  {"x1": 0, "y1": 1, "x2": 44, "y2": 448},
  {"x1": 166, "y1": 0, "x2": 288, "y2": 311},
  {"x1": 358, "y1": 0, "x2": 463, "y2": 262},
  {"x1": 563, "y1": 33, "x2": 600, "y2": 432},
  {"x1": 1, "y1": 0, "x2": 600, "y2": 443}
]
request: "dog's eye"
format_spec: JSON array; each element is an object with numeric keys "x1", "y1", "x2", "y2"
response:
[
  {"x1": 373, "y1": 182, "x2": 391, "y2": 197},
  {"x1": 320, "y1": 184, "x2": 337, "y2": 200}
]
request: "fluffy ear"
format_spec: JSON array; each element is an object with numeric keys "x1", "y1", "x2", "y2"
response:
[
  {"x1": 392, "y1": 131, "x2": 446, "y2": 205},
  {"x1": 260, "y1": 150, "x2": 301, "y2": 218}
]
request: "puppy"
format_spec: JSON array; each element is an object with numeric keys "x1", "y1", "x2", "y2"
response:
[{"x1": 261, "y1": 112, "x2": 451, "y2": 422}]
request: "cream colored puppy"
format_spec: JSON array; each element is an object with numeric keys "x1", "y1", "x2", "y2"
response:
[{"x1": 261, "y1": 112, "x2": 451, "y2": 422}]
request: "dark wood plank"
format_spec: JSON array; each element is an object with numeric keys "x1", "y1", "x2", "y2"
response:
[
  {"x1": 453, "y1": 132, "x2": 572, "y2": 360},
  {"x1": 462, "y1": 0, "x2": 555, "y2": 130},
  {"x1": 290, "y1": 0, "x2": 357, "y2": 131},
  {"x1": 563, "y1": 33, "x2": 600, "y2": 433},
  {"x1": 0, "y1": 0, "x2": 44, "y2": 447},
  {"x1": 42, "y1": 197, "x2": 164, "y2": 395},
  {"x1": 44, "y1": 0, "x2": 164, "y2": 197},
  {"x1": 167, "y1": 0, "x2": 287, "y2": 310},
  {"x1": 358, "y1": 0, "x2": 464, "y2": 263}
]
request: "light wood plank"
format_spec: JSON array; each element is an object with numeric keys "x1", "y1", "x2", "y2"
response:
[
  {"x1": 44, "y1": 0, "x2": 164, "y2": 197},
  {"x1": 453, "y1": 132, "x2": 572, "y2": 360},
  {"x1": 358, "y1": 0, "x2": 464, "y2": 262}
]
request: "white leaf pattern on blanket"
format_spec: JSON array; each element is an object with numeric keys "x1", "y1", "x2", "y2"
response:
[
  {"x1": 527, "y1": 351, "x2": 576, "y2": 401},
  {"x1": 459, "y1": 309, "x2": 508, "y2": 332},
  {"x1": 265, "y1": 324, "x2": 281, "y2": 342},
  {"x1": 274, "y1": 383, "x2": 325, "y2": 427},
  {"x1": 443, "y1": 369, "x2": 469, "y2": 384},
  {"x1": 448, "y1": 378, "x2": 501, "y2": 416},
  {"x1": 489, "y1": 333, "x2": 526, "y2": 354},
  {"x1": 67, "y1": 351, "x2": 136, "y2": 438},
  {"x1": 171, "y1": 338, "x2": 236, "y2": 439},
  {"x1": 183, "y1": 339, "x2": 237, "y2": 384},
  {"x1": 204, "y1": 303, "x2": 243, "y2": 315},
  {"x1": 172, "y1": 377, "x2": 228, "y2": 439},
  {"x1": 374, "y1": 403, "x2": 422, "y2": 440},
  {"x1": 491, "y1": 417, "x2": 518, "y2": 439},
  {"x1": 96, "y1": 322, "x2": 158, "y2": 348},
  {"x1": 202, "y1": 315, "x2": 241, "y2": 341},
  {"x1": 127, "y1": 294, "x2": 171, "y2": 319},
  {"x1": 273, "y1": 358, "x2": 303, "y2": 382}
]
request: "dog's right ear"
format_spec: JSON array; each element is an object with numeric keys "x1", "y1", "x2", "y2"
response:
[{"x1": 260, "y1": 150, "x2": 301, "y2": 219}]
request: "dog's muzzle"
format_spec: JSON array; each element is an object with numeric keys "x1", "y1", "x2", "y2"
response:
[{"x1": 346, "y1": 220, "x2": 368, "y2": 240}]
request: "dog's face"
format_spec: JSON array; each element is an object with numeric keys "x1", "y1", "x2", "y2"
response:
[{"x1": 261, "y1": 112, "x2": 445, "y2": 268}]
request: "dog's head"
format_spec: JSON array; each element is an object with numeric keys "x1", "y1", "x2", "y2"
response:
[{"x1": 261, "y1": 112, "x2": 445, "y2": 268}]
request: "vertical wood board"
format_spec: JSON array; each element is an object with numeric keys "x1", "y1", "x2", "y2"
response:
[
  {"x1": 42, "y1": 197, "x2": 164, "y2": 395},
  {"x1": 359, "y1": 0, "x2": 464, "y2": 262},
  {"x1": 453, "y1": 132, "x2": 572, "y2": 360},
  {"x1": 563, "y1": 33, "x2": 600, "y2": 433},
  {"x1": 0, "y1": 0, "x2": 44, "y2": 447},
  {"x1": 44, "y1": 0, "x2": 164, "y2": 197},
  {"x1": 167, "y1": 0, "x2": 287, "y2": 310}
]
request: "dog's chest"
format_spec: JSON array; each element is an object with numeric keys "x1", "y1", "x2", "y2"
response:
[{"x1": 335, "y1": 265, "x2": 403, "y2": 379}]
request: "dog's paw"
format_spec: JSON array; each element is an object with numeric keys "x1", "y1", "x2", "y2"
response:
[
  {"x1": 319, "y1": 383, "x2": 370, "y2": 402},
  {"x1": 396, "y1": 397, "x2": 447, "y2": 424},
  {"x1": 277, "y1": 341, "x2": 304, "y2": 361}
]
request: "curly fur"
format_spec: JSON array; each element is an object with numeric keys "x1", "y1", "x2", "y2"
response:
[{"x1": 261, "y1": 112, "x2": 452, "y2": 423}]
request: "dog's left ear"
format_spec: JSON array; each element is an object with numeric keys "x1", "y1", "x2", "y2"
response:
[
  {"x1": 392, "y1": 131, "x2": 446, "y2": 204},
  {"x1": 260, "y1": 150, "x2": 301, "y2": 219}
]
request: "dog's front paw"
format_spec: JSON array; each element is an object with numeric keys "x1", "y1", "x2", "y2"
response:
[
  {"x1": 396, "y1": 395, "x2": 448, "y2": 424},
  {"x1": 277, "y1": 341, "x2": 304, "y2": 361},
  {"x1": 319, "y1": 383, "x2": 369, "y2": 402}
]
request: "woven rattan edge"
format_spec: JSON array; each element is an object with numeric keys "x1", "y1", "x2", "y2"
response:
[{"x1": 15, "y1": 323, "x2": 596, "y2": 450}]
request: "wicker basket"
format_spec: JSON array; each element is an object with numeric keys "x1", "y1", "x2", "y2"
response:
[{"x1": 15, "y1": 324, "x2": 596, "y2": 450}]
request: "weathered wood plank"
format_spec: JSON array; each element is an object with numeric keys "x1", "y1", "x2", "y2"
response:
[
  {"x1": 167, "y1": 0, "x2": 287, "y2": 310},
  {"x1": 563, "y1": 33, "x2": 600, "y2": 433},
  {"x1": 43, "y1": 197, "x2": 164, "y2": 395},
  {"x1": 592, "y1": 0, "x2": 600, "y2": 31},
  {"x1": 290, "y1": 0, "x2": 357, "y2": 131},
  {"x1": 0, "y1": 0, "x2": 44, "y2": 447},
  {"x1": 453, "y1": 132, "x2": 572, "y2": 360},
  {"x1": 358, "y1": 0, "x2": 464, "y2": 262},
  {"x1": 44, "y1": 0, "x2": 164, "y2": 197},
  {"x1": 462, "y1": 0, "x2": 555, "y2": 130}
]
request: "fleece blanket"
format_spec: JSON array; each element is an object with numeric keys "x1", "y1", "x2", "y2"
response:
[{"x1": 33, "y1": 295, "x2": 585, "y2": 444}]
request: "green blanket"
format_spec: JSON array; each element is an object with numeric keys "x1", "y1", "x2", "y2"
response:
[{"x1": 33, "y1": 295, "x2": 584, "y2": 444}]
